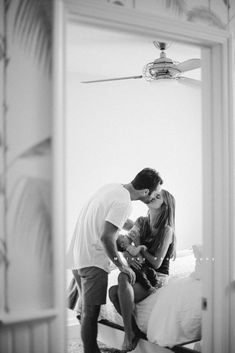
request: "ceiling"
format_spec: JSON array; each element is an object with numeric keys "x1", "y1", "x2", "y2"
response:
[{"x1": 66, "y1": 22, "x2": 201, "y2": 82}]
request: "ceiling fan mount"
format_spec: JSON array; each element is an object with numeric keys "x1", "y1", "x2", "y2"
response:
[
  {"x1": 153, "y1": 41, "x2": 170, "y2": 51},
  {"x1": 81, "y1": 41, "x2": 201, "y2": 86},
  {"x1": 144, "y1": 41, "x2": 180, "y2": 81}
]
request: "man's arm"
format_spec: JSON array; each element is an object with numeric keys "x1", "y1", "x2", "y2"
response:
[{"x1": 100, "y1": 221, "x2": 136, "y2": 284}]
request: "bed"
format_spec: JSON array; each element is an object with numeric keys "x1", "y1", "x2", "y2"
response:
[{"x1": 68, "y1": 246, "x2": 203, "y2": 353}]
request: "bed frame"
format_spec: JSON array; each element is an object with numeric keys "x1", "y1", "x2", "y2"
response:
[{"x1": 67, "y1": 314, "x2": 201, "y2": 353}]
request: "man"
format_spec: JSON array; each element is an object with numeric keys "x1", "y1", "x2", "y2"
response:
[{"x1": 67, "y1": 168, "x2": 163, "y2": 353}]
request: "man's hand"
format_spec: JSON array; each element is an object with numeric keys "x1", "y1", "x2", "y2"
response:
[{"x1": 119, "y1": 265, "x2": 136, "y2": 285}]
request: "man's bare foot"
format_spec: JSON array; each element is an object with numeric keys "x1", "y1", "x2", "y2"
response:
[
  {"x1": 122, "y1": 332, "x2": 139, "y2": 352},
  {"x1": 132, "y1": 335, "x2": 139, "y2": 350},
  {"x1": 122, "y1": 333, "x2": 133, "y2": 352}
]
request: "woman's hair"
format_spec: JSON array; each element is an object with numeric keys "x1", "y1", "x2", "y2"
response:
[
  {"x1": 142, "y1": 189, "x2": 176, "y2": 259},
  {"x1": 131, "y1": 168, "x2": 163, "y2": 194}
]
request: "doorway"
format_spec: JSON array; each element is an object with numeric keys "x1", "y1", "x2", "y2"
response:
[{"x1": 53, "y1": 2, "x2": 234, "y2": 352}]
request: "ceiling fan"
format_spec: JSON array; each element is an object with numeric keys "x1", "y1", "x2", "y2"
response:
[{"x1": 81, "y1": 41, "x2": 201, "y2": 86}]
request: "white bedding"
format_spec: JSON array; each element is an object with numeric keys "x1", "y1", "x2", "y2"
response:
[
  {"x1": 98, "y1": 249, "x2": 202, "y2": 348},
  {"x1": 137, "y1": 277, "x2": 201, "y2": 347}
]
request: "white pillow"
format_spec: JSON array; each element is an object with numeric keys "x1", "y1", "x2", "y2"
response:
[
  {"x1": 191, "y1": 244, "x2": 203, "y2": 280},
  {"x1": 170, "y1": 249, "x2": 195, "y2": 278}
]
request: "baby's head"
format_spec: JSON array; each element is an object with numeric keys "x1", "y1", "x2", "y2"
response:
[{"x1": 116, "y1": 234, "x2": 131, "y2": 252}]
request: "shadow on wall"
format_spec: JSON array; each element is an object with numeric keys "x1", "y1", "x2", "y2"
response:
[
  {"x1": 0, "y1": 138, "x2": 53, "y2": 312},
  {"x1": 8, "y1": 176, "x2": 53, "y2": 311}
]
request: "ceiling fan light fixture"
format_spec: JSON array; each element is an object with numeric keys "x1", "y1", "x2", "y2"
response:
[{"x1": 143, "y1": 61, "x2": 181, "y2": 81}]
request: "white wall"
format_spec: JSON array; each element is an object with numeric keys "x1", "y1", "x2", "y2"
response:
[{"x1": 66, "y1": 25, "x2": 202, "y2": 250}]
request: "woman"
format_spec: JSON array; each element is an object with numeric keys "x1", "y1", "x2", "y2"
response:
[{"x1": 109, "y1": 189, "x2": 176, "y2": 352}]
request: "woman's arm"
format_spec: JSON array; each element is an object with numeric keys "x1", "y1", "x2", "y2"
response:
[{"x1": 141, "y1": 226, "x2": 173, "y2": 270}]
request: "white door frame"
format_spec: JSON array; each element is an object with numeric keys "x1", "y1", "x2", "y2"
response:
[{"x1": 53, "y1": 1, "x2": 235, "y2": 353}]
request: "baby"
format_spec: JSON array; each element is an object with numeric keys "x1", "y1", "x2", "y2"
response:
[{"x1": 116, "y1": 234, "x2": 158, "y2": 293}]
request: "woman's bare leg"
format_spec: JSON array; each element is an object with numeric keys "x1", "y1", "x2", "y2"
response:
[
  {"x1": 109, "y1": 285, "x2": 121, "y2": 315},
  {"x1": 117, "y1": 273, "x2": 136, "y2": 351},
  {"x1": 109, "y1": 276, "x2": 151, "y2": 351},
  {"x1": 133, "y1": 282, "x2": 151, "y2": 303},
  {"x1": 109, "y1": 284, "x2": 142, "y2": 344}
]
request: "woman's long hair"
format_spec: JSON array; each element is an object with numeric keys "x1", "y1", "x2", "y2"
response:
[{"x1": 141, "y1": 189, "x2": 176, "y2": 259}]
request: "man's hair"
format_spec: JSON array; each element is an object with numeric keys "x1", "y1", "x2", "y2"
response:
[{"x1": 131, "y1": 168, "x2": 163, "y2": 194}]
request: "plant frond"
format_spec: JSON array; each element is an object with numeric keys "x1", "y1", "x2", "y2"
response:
[
  {"x1": 112, "y1": 1, "x2": 125, "y2": 5},
  {"x1": 187, "y1": 6, "x2": 226, "y2": 29},
  {"x1": 20, "y1": 138, "x2": 51, "y2": 158},
  {"x1": 165, "y1": 0, "x2": 187, "y2": 16},
  {"x1": 222, "y1": 0, "x2": 230, "y2": 9},
  {"x1": 13, "y1": 0, "x2": 52, "y2": 75},
  {"x1": 5, "y1": 0, "x2": 12, "y2": 13},
  {"x1": 11, "y1": 177, "x2": 52, "y2": 271}
]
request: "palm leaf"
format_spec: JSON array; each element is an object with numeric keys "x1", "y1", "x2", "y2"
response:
[
  {"x1": 19, "y1": 138, "x2": 51, "y2": 158},
  {"x1": 12, "y1": 177, "x2": 52, "y2": 270},
  {"x1": 13, "y1": 0, "x2": 52, "y2": 74},
  {"x1": 222, "y1": 0, "x2": 230, "y2": 9},
  {"x1": 187, "y1": 6, "x2": 226, "y2": 29},
  {"x1": 165, "y1": 0, "x2": 187, "y2": 15},
  {"x1": 111, "y1": 1, "x2": 125, "y2": 5},
  {"x1": 0, "y1": 239, "x2": 9, "y2": 267},
  {"x1": 2, "y1": 0, "x2": 12, "y2": 13}
]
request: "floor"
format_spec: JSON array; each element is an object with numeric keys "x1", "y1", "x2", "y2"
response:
[
  {"x1": 67, "y1": 337, "x2": 122, "y2": 353},
  {"x1": 67, "y1": 308, "x2": 122, "y2": 352}
]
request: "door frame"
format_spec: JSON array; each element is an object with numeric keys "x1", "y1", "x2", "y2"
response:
[{"x1": 53, "y1": 1, "x2": 235, "y2": 352}]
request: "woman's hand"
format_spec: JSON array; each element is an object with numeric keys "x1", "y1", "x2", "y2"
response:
[{"x1": 123, "y1": 251, "x2": 142, "y2": 270}]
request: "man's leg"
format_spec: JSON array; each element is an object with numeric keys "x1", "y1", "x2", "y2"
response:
[
  {"x1": 81, "y1": 304, "x2": 101, "y2": 353},
  {"x1": 72, "y1": 269, "x2": 82, "y2": 319},
  {"x1": 78, "y1": 267, "x2": 108, "y2": 353}
]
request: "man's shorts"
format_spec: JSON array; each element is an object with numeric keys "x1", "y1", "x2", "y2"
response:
[{"x1": 78, "y1": 266, "x2": 108, "y2": 306}]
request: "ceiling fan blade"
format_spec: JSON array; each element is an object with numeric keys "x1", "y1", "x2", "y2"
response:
[
  {"x1": 175, "y1": 59, "x2": 201, "y2": 73},
  {"x1": 178, "y1": 76, "x2": 201, "y2": 87},
  {"x1": 81, "y1": 75, "x2": 143, "y2": 84}
]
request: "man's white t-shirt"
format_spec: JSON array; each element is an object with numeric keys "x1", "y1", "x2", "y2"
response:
[{"x1": 66, "y1": 183, "x2": 132, "y2": 273}]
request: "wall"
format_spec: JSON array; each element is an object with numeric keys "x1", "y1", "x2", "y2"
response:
[
  {"x1": 66, "y1": 23, "x2": 202, "y2": 250},
  {"x1": 0, "y1": 0, "x2": 54, "y2": 352}
]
